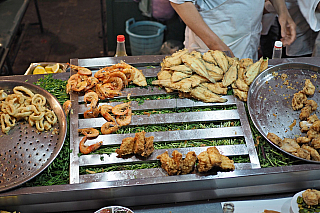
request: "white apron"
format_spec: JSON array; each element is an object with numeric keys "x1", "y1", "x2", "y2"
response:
[{"x1": 184, "y1": 0, "x2": 264, "y2": 59}]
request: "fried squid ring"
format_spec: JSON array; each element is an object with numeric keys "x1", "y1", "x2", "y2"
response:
[
  {"x1": 13, "y1": 86, "x2": 34, "y2": 98},
  {"x1": 45, "y1": 110, "x2": 57, "y2": 125},
  {"x1": 29, "y1": 112, "x2": 45, "y2": 121},
  {"x1": 0, "y1": 90, "x2": 8, "y2": 101},
  {"x1": 32, "y1": 94, "x2": 46, "y2": 106},
  {"x1": 35, "y1": 117, "x2": 45, "y2": 131}
]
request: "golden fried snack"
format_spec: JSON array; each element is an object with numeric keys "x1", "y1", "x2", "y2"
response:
[
  {"x1": 141, "y1": 136, "x2": 154, "y2": 157},
  {"x1": 115, "y1": 137, "x2": 135, "y2": 157},
  {"x1": 220, "y1": 155, "x2": 235, "y2": 170},
  {"x1": 302, "y1": 189, "x2": 319, "y2": 206},
  {"x1": 302, "y1": 79, "x2": 315, "y2": 96},
  {"x1": 267, "y1": 132, "x2": 283, "y2": 146},
  {"x1": 292, "y1": 91, "x2": 307, "y2": 111},
  {"x1": 133, "y1": 131, "x2": 146, "y2": 155},
  {"x1": 180, "y1": 151, "x2": 197, "y2": 175},
  {"x1": 207, "y1": 147, "x2": 222, "y2": 167},
  {"x1": 197, "y1": 150, "x2": 212, "y2": 172},
  {"x1": 157, "y1": 151, "x2": 181, "y2": 176}
]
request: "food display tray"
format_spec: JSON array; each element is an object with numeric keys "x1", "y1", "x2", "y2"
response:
[
  {"x1": 0, "y1": 80, "x2": 67, "y2": 192},
  {"x1": 68, "y1": 56, "x2": 260, "y2": 184},
  {"x1": 248, "y1": 62, "x2": 320, "y2": 163}
]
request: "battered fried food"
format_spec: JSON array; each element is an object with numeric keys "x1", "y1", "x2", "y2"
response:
[
  {"x1": 267, "y1": 132, "x2": 283, "y2": 146},
  {"x1": 222, "y1": 60, "x2": 238, "y2": 87},
  {"x1": 197, "y1": 147, "x2": 234, "y2": 172},
  {"x1": 293, "y1": 147, "x2": 310, "y2": 160},
  {"x1": 302, "y1": 189, "x2": 319, "y2": 206},
  {"x1": 157, "y1": 150, "x2": 197, "y2": 175},
  {"x1": 133, "y1": 131, "x2": 146, "y2": 155},
  {"x1": 116, "y1": 131, "x2": 154, "y2": 158},
  {"x1": 190, "y1": 85, "x2": 227, "y2": 103},
  {"x1": 302, "y1": 79, "x2": 315, "y2": 96},
  {"x1": 141, "y1": 136, "x2": 154, "y2": 157},
  {"x1": 180, "y1": 151, "x2": 197, "y2": 175},
  {"x1": 292, "y1": 91, "x2": 307, "y2": 111},
  {"x1": 300, "y1": 105, "x2": 312, "y2": 121},
  {"x1": 280, "y1": 138, "x2": 300, "y2": 153},
  {"x1": 115, "y1": 137, "x2": 135, "y2": 157},
  {"x1": 301, "y1": 145, "x2": 320, "y2": 161}
]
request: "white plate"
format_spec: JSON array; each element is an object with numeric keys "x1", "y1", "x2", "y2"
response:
[
  {"x1": 291, "y1": 190, "x2": 305, "y2": 213},
  {"x1": 95, "y1": 206, "x2": 134, "y2": 213}
]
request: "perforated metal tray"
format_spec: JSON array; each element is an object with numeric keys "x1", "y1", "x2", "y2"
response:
[
  {"x1": 0, "y1": 80, "x2": 67, "y2": 192},
  {"x1": 248, "y1": 62, "x2": 320, "y2": 163}
]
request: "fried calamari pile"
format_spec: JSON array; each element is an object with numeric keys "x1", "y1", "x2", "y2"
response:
[
  {"x1": 157, "y1": 147, "x2": 235, "y2": 176},
  {"x1": 152, "y1": 49, "x2": 268, "y2": 102},
  {"x1": 116, "y1": 131, "x2": 154, "y2": 158},
  {"x1": 268, "y1": 79, "x2": 320, "y2": 161}
]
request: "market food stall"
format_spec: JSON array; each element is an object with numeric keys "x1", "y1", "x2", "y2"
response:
[{"x1": 1, "y1": 55, "x2": 320, "y2": 212}]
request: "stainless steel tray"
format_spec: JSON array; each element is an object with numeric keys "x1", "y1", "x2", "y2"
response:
[
  {"x1": 248, "y1": 62, "x2": 320, "y2": 163},
  {"x1": 69, "y1": 56, "x2": 260, "y2": 185},
  {"x1": 0, "y1": 80, "x2": 67, "y2": 192}
]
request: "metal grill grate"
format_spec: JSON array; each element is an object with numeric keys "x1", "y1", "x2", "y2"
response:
[{"x1": 69, "y1": 56, "x2": 260, "y2": 184}]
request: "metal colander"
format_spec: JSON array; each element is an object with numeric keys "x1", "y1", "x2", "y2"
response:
[
  {"x1": 0, "y1": 80, "x2": 67, "y2": 192},
  {"x1": 248, "y1": 62, "x2": 320, "y2": 163}
]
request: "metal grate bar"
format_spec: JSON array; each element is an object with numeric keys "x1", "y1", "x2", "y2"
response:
[
  {"x1": 79, "y1": 144, "x2": 248, "y2": 167},
  {"x1": 78, "y1": 126, "x2": 244, "y2": 146},
  {"x1": 79, "y1": 163, "x2": 253, "y2": 183},
  {"x1": 78, "y1": 110, "x2": 240, "y2": 129}
]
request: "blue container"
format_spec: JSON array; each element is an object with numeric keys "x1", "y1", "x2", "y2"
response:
[{"x1": 125, "y1": 18, "x2": 166, "y2": 56}]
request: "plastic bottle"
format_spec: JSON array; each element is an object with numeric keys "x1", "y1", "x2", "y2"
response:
[
  {"x1": 222, "y1": 203, "x2": 234, "y2": 213},
  {"x1": 114, "y1": 35, "x2": 127, "y2": 57},
  {"x1": 272, "y1": 41, "x2": 282, "y2": 59}
]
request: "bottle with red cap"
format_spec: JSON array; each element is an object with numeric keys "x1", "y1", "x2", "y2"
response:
[
  {"x1": 114, "y1": 35, "x2": 127, "y2": 57},
  {"x1": 272, "y1": 41, "x2": 282, "y2": 59}
]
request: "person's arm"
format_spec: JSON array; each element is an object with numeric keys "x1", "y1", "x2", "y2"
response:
[
  {"x1": 170, "y1": 2, "x2": 234, "y2": 57},
  {"x1": 269, "y1": 0, "x2": 296, "y2": 46}
]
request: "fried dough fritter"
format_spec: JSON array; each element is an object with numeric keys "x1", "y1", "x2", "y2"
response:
[
  {"x1": 197, "y1": 150, "x2": 213, "y2": 173},
  {"x1": 197, "y1": 147, "x2": 234, "y2": 172},
  {"x1": 180, "y1": 151, "x2": 197, "y2": 175},
  {"x1": 157, "y1": 151, "x2": 181, "y2": 176},
  {"x1": 292, "y1": 91, "x2": 307, "y2": 111},
  {"x1": 302, "y1": 189, "x2": 319, "y2": 206},
  {"x1": 302, "y1": 79, "x2": 315, "y2": 96}
]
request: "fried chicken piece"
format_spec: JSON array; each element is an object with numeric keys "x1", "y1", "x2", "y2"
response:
[
  {"x1": 116, "y1": 137, "x2": 135, "y2": 157},
  {"x1": 220, "y1": 155, "x2": 235, "y2": 170},
  {"x1": 292, "y1": 91, "x2": 307, "y2": 111},
  {"x1": 157, "y1": 151, "x2": 181, "y2": 176},
  {"x1": 296, "y1": 136, "x2": 311, "y2": 144},
  {"x1": 305, "y1": 99, "x2": 318, "y2": 111},
  {"x1": 180, "y1": 151, "x2": 197, "y2": 175},
  {"x1": 312, "y1": 120, "x2": 320, "y2": 132},
  {"x1": 294, "y1": 147, "x2": 311, "y2": 160},
  {"x1": 267, "y1": 133, "x2": 283, "y2": 146},
  {"x1": 308, "y1": 114, "x2": 319, "y2": 123},
  {"x1": 197, "y1": 150, "x2": 213, "y2": 172},
  {"x1": 302, "y1": 79, "x2": 315, "y2": 96},
  {"x1": 300, "y1": 105, "x2": 312, "y2": 121},
  {"x1": 141, "y1": 136, "x2": 154, "y2": 157},
  {"x1": 303, "y1": 189, "x2": 319, "y2": 206},
  {"x1": 311, "y1": 137, "x2": 320, "y2": 149},
  {"x1": 280, "y1": 138, "x2": 300, "y2": 153},
  {"x1": 302, "y1": 145, "x2": 320, "y2": 161},
  {"x1": 307, "y1": 129, "x2": 320, "y2": 139},
  {"x1": 133, "y1": 131, "x2": 146, "y2": 155},
  {"x1": 207, "y1": 147, "x2": 223, "y2": 167},
  {"x1": 300, "y1": 121, "x2": 313, "y2": 132}
]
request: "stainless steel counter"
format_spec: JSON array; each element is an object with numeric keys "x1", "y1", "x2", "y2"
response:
[{"x1": 1, "y1": 56, "x2": 320, "y2": 213}]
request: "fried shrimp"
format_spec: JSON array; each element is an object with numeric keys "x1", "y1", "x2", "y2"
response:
[
  {"x1": 84, "y1": 91, "x2": 99, "y2": 108},
  {"x1": 101, "y1": 122, "x2": 119, "y2": 134},
  {"x1": 78, "y1": 128, "x2": 99, "y2": 138},
  {"x1": 122, "y1": 68, "x2": 135, "y2": 82},
  {"x1": 69, "y1": 64, "x2": 92, "y2": 76},
  {"x1": 63, "y1": 100, "x2": 72, "y2": 115},
  {"x1": 79, "y1": 136, "x2": 102, "y2": 154},
  {"x1": 116, "y1": 108, "x2": 132, "y2": 126},
  {"x1": 103, "y1": 77, "x2": 123, "y2": 90},
  {"x1": 112, "y1": 102, "x2": 131, "y2": 115},
  {"x1": 99, "y1": 104, "x2": 115, "y2": 122}
]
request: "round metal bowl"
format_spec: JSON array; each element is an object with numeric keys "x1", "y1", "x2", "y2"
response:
[
  {"x1": 247, "y1": 62, "x2": 320, "y2": 163},
  {"x1": 0, "y1": 80, "x2": 67, "y2": 192}
]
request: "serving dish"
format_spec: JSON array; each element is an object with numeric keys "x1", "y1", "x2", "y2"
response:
[
  {"x1": 248, "y1": 62, "x2": 320, "y2": 163},
  {"x1": 0, "y1": 80, "x2": 67, "y2": 192},
  {"x1": 290, "y1": 190, "x2": 304, "y2": 213},
  {"x1": 94, "y1": 206, "x2": 134, "y2": 213},
  {"x1": 24, "y1": 62, "x2": 68, "y2": 75}
]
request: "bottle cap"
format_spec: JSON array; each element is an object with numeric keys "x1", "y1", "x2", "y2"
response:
[
  {"x1": 274, "y1": 41, "x2": 282, "y2": 48},
  {"x1": 117, "y1": 35, "x2": 125, "y2": 42}
]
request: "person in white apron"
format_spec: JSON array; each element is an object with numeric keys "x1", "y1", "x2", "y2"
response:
[
  {"x1": 297, "y1": 0, "x2": 320, "y2": 57},
  {"x1": 169, "y1": 0, "x2": 296, "y2": 60}
]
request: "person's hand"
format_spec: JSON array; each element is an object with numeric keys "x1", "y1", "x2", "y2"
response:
[
  {"x1": 208, "y1": 41, "x2": 235, "y2": 57},
  {"x1": 278, "y1": 13, "x2": 296, "y2": 47}
]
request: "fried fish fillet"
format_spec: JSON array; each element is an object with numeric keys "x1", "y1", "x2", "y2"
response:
[
  {"x1": 190, "y1": 85, "x2": 227, "y2": 103},
  {"x1": 167, "y1": 65, "x2": 193, "y2": 74},
  {"x1": 201, "y1": 82, "x2": 228, "y2": 95},
  {"x1": 162, "y1": 49, "x2": 189, "y2": 68},
  {"x1": 171, "y1": 71, "x2": 192, "y2": 82},
  {"x1": 243, "y1": 57, "x2": 263, "y2": 85},
  {"x1": 132, "y1": 68, "x2": 147, "y2": 86},
  {"x1": 233, "y1": 88, "x2": 248, "y2": 102},
  {"x1": 202, "y1": 50, "x2": 217, "y2": 65},
  {"x1": 222, "y1": 60, "x2": 238, "y2": 87},
  {"x1": 181, "y1": 54, "x2": 216, "y2": 83},
  {"x1": 211, "y1": 50, "x2": 229, "y2": 73}
]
